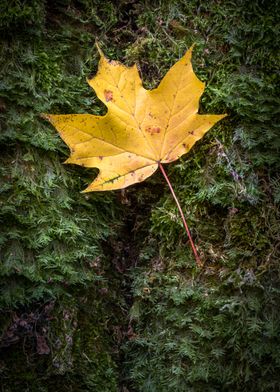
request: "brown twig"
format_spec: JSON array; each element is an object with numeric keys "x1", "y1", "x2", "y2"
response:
[{"x1": 159, "y1": 162, "x2": 202, "y2": 267}]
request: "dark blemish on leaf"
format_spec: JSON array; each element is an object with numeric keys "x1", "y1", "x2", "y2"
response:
[
  {"x1": 183, "y1": 143, "x2": 187, "y2": 148},
  {"x1": 104, "y1": 90, "x2": 113, "y2": 102},
  {"x1": 145, "y1": 126, "x2": 161, "y2": 135},
  {"x1": 131, "y1": 171, "x2": 135, "y2": 176},
  {"x1": 189, "y1": 130, "x2": 194, "y2": 135},
  {"x1": 99, "y1": 156, "x2": 103, "y2": 160}
]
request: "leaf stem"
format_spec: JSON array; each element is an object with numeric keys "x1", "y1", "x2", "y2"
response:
[{"x1": 159, "y1": 163, "x2": 202, "y2": 267}]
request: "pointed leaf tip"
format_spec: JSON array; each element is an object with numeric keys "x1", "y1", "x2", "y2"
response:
[
  {"x1": 41, "y1": 113, "x2": 50, "y2": 120},
  {"x1": 189, "y1": 43, "x2": 196, "y2": 51},
  {"x1": 95, "y1": 41, "x2": 105, "y2": 57}
]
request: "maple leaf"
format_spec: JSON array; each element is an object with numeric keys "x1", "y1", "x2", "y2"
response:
[{"x1": 44, "y1": 45, "x2": 226, "y2": 192}]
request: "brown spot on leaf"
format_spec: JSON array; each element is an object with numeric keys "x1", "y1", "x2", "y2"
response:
[
  {"x1": 99, "y1": 156, "x2": 103, "y2": 160},
  {"x1": 145, "y1": 126, "x2": 161, "y2": 135},
  {"x1": 104, "y1": 90, "x2": 113, "y2": 102},
  {"x1": 189, "y1": 130, "x2": 194, "y2": 135}
]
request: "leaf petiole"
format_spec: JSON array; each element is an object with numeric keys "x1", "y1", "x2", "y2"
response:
[{"x1": 158, "y1": 163, "x2": 202, "y2": 267}]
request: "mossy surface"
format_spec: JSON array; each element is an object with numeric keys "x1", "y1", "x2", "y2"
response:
[{"x1": 0, "y1": 0, "x2": 279, "y2": 391}]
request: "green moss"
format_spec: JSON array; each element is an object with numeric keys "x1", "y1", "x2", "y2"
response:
[
  {"x1": 0, "y1": 1, "x2": 122, "y2": 390},
  {"x1": 119, "y1": 0, "x2": 280, "y2": 390}
]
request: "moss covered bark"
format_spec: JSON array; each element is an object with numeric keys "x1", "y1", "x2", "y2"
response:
[{"x1": 0, "y1": 0, "x2": 279, "y2": 391}]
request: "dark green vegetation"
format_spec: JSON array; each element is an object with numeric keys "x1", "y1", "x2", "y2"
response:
[{"x1": 0, "y1": 0, "x2": 279, "y2": 391}]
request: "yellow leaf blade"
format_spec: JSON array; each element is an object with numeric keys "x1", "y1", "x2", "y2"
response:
[
  {"x1": 45, "y1": 46, "x2": 227, "y2": 192},
  {"x1": 88, "y1": 53, "x2": 157, "y2": 159},
  {"x1": 82, "y1": 160, "x2": 158, "y2": 192},
  {"x1": 162, "y1": 113, "x2": 227, "y2": 162}
]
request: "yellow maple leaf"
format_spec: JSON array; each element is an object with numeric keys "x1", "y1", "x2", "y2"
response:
[{"x1": 44, "y1": 45, "x2": 226, "y2": 192}]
